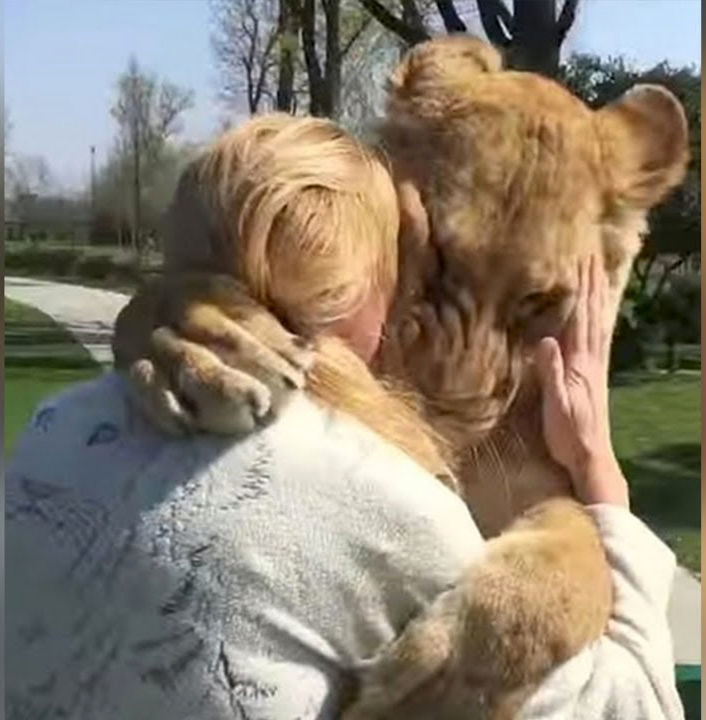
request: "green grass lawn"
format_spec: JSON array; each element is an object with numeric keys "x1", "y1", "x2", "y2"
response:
[
  {"x1": 611, "y1": 371, "x2": 701, "y2": 573},
  {"x1": 4, "y1": 298, "x2": 101, "y2": 455}
]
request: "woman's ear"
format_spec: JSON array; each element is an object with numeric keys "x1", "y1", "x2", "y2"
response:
[{"x1": 596, "y1": 84, "x2": 689, "y2": 210}]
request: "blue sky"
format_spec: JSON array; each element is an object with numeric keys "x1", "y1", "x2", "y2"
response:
[{"x1": 5, "y1": 0, "x2": 701, "y2": 191}]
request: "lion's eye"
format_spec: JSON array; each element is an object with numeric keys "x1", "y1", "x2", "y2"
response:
[
  {"x1": 517, "y1": 292, "x2": 558, "y2": 319},
  {"x1": 514, "y1": 288, "x2": 571, "y2": 340}
]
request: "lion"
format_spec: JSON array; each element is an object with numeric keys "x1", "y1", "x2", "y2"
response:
[
  {"x1": 372, "y1": 36, "x2": 688, "y2": 536},
  {"x1": 111, "y1": 36, "x2": 688, "y2": 719}
]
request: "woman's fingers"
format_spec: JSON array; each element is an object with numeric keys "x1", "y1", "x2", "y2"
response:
[
  {"x1": 567, "y1": 256, "x2": 589, "y2": 355},
  {"x1": 535, "y1": 337, "x2": 569, "y2": 415},
  {"x1": 568, "y1": 254, "x2": 609, "y2": 357}
]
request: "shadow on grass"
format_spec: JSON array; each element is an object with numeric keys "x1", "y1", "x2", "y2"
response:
[
  {"x1": 620, "y1": 442, "x2": 701, "y2": 530},
  {"x1": 611, "y1": 371, "x2": 701, "y2": 389},
  {"x1": 5, "y1": 328, "x2": 79, "y2": 345},
  {"x1": 5, "y1": 355, "x2": 100, "y2": 370}
]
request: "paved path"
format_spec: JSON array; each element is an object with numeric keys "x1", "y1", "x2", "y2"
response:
[
  {"x1": 668, "y1": 566, "x2": 701, "y2": 665},
  {"x1": 4, "y1": 275, "x2": 701, "y2": 666},
  {"x1": 6, "y1": 276, "x2": 129, "y2": 364}
]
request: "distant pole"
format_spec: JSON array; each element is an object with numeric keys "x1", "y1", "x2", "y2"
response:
[
  {"x1": 90, "y1": 145, "x2": 96, "y2": 245},
  {"x1": 90, "y1": 145, "x2": 96, "y2": 208}
]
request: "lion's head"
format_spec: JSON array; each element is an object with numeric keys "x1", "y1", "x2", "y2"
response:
[{"x1": 379, "y1": 35, "x2": 689, "y2": 443}]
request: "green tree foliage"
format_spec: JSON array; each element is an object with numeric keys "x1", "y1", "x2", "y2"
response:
[
  {"x1": 560, "y1": 54, "x2": 700, "y2": 262},
  {"x1": 561, "y1": 54, "x2": 702, "y2": 371},
  {"x1": 659, "y1": 273, "x2": 700, "y2": 370}
]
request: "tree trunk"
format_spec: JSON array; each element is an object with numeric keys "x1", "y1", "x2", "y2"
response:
[
  {"x1": 507, "y1": 0, "x2": 559, "y2": 76},
  {"x1": 300, "y1": 0, "x2": 344, "y2": 118},
  {"x1": 357, "y1": 0, "x2": 578, "y2": 78},
  {"x1": 398, "y1": 0, "x2": 423, "y2": 58},
  {"x1": 665, "y1": 338, "x2": 678, "y2": 372},
  {"x1": 322, "y1": 0, "x2": 341, "y2": 118},
  {"x1": 131, "y1": 124, "x2": 141, "y2": 256},
  {"x1": 301, "y1": 0, "x2": 326, "y2": 115},
  {"x1": 276, "y1": 0, "x2": 300, "y2": 112},
  {"x1": 476, "y1": 0, "x2": 578, "y2": 77}
]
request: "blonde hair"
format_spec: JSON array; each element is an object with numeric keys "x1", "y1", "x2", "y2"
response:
[
  {"x1": 174, "y1": 114, "x2": 399, "y2": 334},
  {"x1": 164, "y1": 113, "x2": 450, "y2": 477}
]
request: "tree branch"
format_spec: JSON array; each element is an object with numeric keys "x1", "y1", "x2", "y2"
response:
[
  {"x1": 434, "y1": 0, "x2": 467, "y2": 33},
  {"x1": 401, "y1": 0, "x2": 425, "y2": 33},
  {"x1": 653, "y1": 257, "x2": 685, "y2": 301},
  {"x1": 556, "y1": 0, "x2": 579, "y2": 44},
  {"x1": 341, "y1": 15, "x2": 372, "y2": 57},
  {"x1": 301, "y1": 0, "x2": 323, "y2": 112},
  {"x1": 475, "y1": 0, "x2": 513, "y2": 47},
  {"x1": 322, "y1": 0, "x2": 341, "y2": 116},
  {"x1": 253, "y1": 29, "x2": 278, "y2": 111},
  {"x1": 357, "y1": 0, "x2": 429, "y2": 45},
  {"x1": 635, "y1": 255, "x2": 656, "y2": 295}
]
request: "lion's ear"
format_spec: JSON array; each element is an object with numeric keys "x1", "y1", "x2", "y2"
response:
[
  {"x1": 397, "y1": 179, "x2": 430, "y2": 250},
  {"x1": 389, "y1": 35, "x2": 502, "y2": 100},
  {"x1": 395, "y1": 179, "x2": 435, "y2": 303},
  {"x1": 596, "y1": 84, "x2": 689, "y2": 209}
]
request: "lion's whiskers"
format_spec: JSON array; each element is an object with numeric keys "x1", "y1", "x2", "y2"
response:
[{"x1": 486, "y1": 434, "x2": 514, "y2": 519}]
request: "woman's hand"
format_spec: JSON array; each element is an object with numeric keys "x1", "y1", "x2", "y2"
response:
[{"x1": 534, "y1": 254, "x2": 629, "y2": 508}]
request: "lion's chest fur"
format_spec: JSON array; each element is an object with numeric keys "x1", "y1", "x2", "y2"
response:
[{"x1": 456, "y1": 390, "x2": 574, "y2": 537}]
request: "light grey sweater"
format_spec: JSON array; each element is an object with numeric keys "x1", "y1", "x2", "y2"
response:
[{"x1": 5, "y1": 372, "x2": 683, "y2": 719}]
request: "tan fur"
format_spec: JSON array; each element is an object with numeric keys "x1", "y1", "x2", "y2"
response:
[
  {"x1": 113, "y1": 274, "x2": 313, "y2": 435},
  {"x1": 377, "y1": 36, "x2": 688, "y2": 533},
  {"x1": 112, "y1": 36, "x2": 688, "y2": 720},
  {"x1": 344, "y1": 499, "x2": 610, "y2": 720}
]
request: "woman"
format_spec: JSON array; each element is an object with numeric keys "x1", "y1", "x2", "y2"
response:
[{"x1": 6, "y1": 115, "x2": 682, "y2": 719}]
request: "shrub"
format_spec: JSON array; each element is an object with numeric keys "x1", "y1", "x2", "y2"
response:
[
  {"x1": 612, "y1": 269, "x2": 701, "y2": 373},
  {"x1": 5, "y1": 243, "x2": 145, "y2": 286},
  {"x1": 110, "y1": 255, "x2": 142, "y2": 284},
  {"x1": 75, "y1": 253, "x2": 115, "y2": 280},
  {"x1": 76, "y1": 252, "x2": 142, "y2": 283},
  {"x1": 5, "y1": 245, "x2": 81, "y2": 276}
]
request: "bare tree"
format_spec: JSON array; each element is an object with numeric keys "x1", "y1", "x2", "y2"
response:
[
  {"x1": 275, "y1": 0, "x2": 302, "y2": 111},
  {"x1": 299, "y1": 0, "x2": 373, "y2": 117},
  {"x1": 478, "y1": 0, "x2": 579, "y2": 76},
  {"x1": 212, "y1": 0, "x2": 395, "y2": 120},
  {"x1": 111, "y1": 56, "x2": 194, "y2": 253},
  {"x1": 4, "y1": 104, "x2": 13, "y2": 193},
  {"x1": 6, "y1": 154, "x2": 54, "y2": 240},
  {"x1": 212, "y1": 0, "x2": 281, "y2": 113},
  {"x1": 4, "y1": 104, "x2": 11, "y2": 157},
  {"x1": 339, "y1": 13, "x2": 398, "y2": 130},
  {"x1": 355, "y1": 0, "x2": 580, "y2": 77},
  {"x1": 7, "y1": 154, "x2": 53, "y2": 199},
  {"x1": 94, "y1": 138, "x2": 198, "y2": 248}
]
